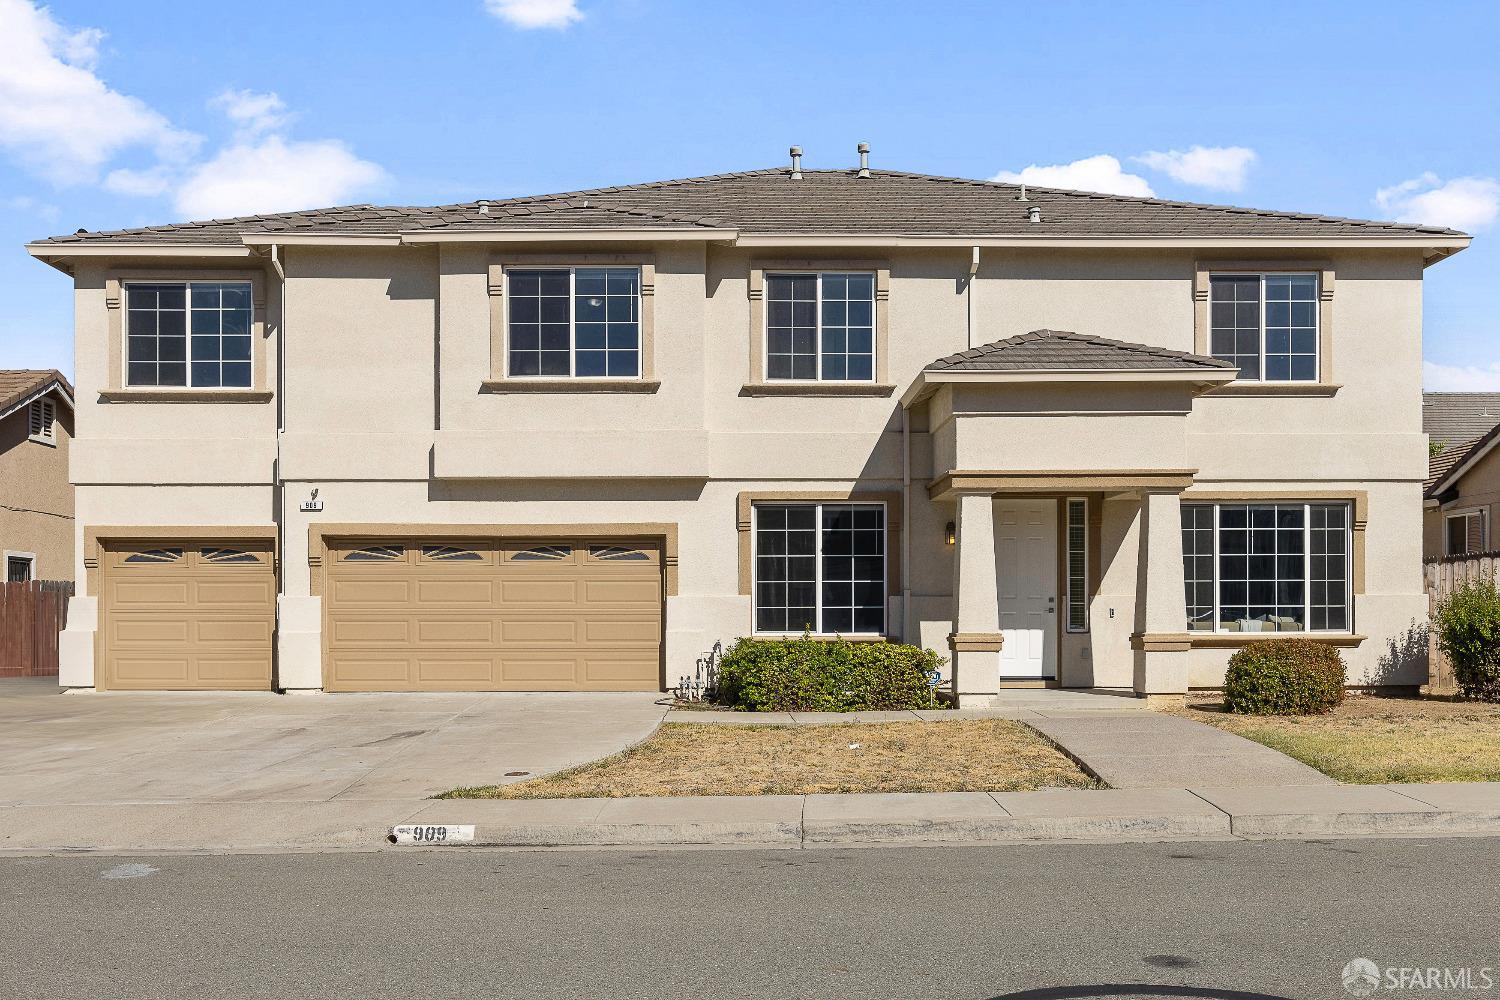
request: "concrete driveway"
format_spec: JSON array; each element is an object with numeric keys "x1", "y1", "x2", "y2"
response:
[{"x1": 0, "y1": 678, "x2": 667, "y2": 807}]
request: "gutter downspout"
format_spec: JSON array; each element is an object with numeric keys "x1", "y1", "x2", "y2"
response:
[
  {"x1": 901, "y1": 406, "x2": 912, "y2": 644},
  {"x1": 269, "y1": 244, "x2": 287, "y2": 688},
  {"x1": 967, "y1": 245, "x2": 980, "y2": 348}
]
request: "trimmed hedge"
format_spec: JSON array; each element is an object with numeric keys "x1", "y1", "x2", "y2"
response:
[
  {"x1": 716, "y1": 636, "x2": 946, "y2": 712},
  {"x1": 1223, "y1": 639, "x2": 1346, "y2": 715},
  {"x1": 1434, "y1": 577, "x2": 1500, "y2": 702}
]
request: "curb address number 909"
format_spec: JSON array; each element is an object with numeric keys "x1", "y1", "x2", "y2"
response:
[{"x1": 391, "y1": 824, "x2": 476, "y2": 845}]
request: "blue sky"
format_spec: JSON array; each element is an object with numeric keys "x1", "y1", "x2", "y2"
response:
[{"x1": 2, "y1": 0, "x2": 1496, "y2": 386}]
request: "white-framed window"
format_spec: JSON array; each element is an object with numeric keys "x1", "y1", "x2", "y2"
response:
[
  {"x1": 753, "y1": 502, "x2": 886, "y2": 635},
  {"x1": 1182, "y1": 502, "x2": 1351, "y2": 633},
  {"x1": 125, "y1": 281, "x2": 253, "y2": 388},
  {"x1": 5, "y1": 552, "x2": 36, "y2": 583},
  {"x1": 27, "y1": 398, "x2": 55, "y2": 444},
  {"x1": 1209, "y1": 273, "x2": 1318, "y2": 382},
  {"x1": 1065, "y1": 498, "x2": 1088, "y2": 632},
  {"x1": 505, "y1": 267, "x2": 640, "y2": 378},
  {"x1": 765, "y1": 272, "x2": 875, "y2": 381},
  {"x1": 1445, "y1": 507, "x2": 1488, "y2": 557}
]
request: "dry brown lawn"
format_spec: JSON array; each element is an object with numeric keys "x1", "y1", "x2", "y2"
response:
[
  {"x1": 1178, "y1": 695, "x2": 1500, "y2": 784},
  {"x1": 441, "y1": 720, "x2": 1099, "y2": 799}
]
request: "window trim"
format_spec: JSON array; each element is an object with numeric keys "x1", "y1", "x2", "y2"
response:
[
  {"x1": 1444, "y1": 506, "x2": 1489, "y2": 557},
  {"x1": 4, "y1": 551, "x2": 36, "y2": 583},
  {"x1": 1181, "y1": 500, "x2": 1354, "y2": 635},
  {"x1": 104, "y1": 269, "x2": 270, "y2": 400},
  {"x1": 1065, "y1": 497, "x2": 1088, "y2": 633},
  {"x1": 485, "y1": 253, "x2": 656, "y2": 389},
  {"x1": 750, "y1": 500, "x2": 889, "y2": 638},
  {"x1": 745, "y1": 258, "x2": 893, "y2": 395},
  {"x1": 1193, "y1": 258, "x2": 1335, "y2": 392},
  {"x1": 27, "y1": 398, "x2": 55, "y2": 445}
]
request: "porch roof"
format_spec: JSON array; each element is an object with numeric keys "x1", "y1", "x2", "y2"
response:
[{"x1": 902, "y1": 330, "x2": 1237, "y2": 407}]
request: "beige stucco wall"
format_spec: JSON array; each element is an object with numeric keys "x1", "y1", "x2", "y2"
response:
[
  {"x1": 0, "y1": 396, "x2": 74, "y2": 580},
  {"x1": 56, "y1": 239, "x2": 1434, "y2": 691}
]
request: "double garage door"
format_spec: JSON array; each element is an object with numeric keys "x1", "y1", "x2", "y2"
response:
[
  {"x1": 324, "y1": 538, "x2": 663, "y2": 692},
  {"x1": 98, "y1": 536, "x2": 663, "y2": 692}
]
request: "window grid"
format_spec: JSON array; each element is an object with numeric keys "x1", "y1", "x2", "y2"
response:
[
  {"x1": 1208, "y1": 273, "x2": 1318, "y2": 383},
  {"x1": 1181, "y1": 503, "x2": 1351, "y2": 633},
  {"x1": 754, "y1": 503, "x2": 885, "y2": 635},
  {"x1": 766, "y1": 272, "x2": 875, "y2": 382},
  {"x1": 506, "y1": 267, "x2": 640, "y2": 378},
  {"x1": 126, "y1": 282, "x2": 252, "y2": 389},
  {"x1": 1065, "y1": 498, "x2": 1088, "y2": 632}
]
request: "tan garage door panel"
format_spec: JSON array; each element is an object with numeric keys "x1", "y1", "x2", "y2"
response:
[
  {"x1": 325, "y1": 539, "x2": 663, "y2": 692},
  {"x1": 100, "y1": 543, "x2": 275, "y2": 691}
]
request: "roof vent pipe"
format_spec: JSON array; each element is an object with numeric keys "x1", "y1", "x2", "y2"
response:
[
  {"x1": 476, "y1": 200, "x2": 491, "y2": 215},
  {"x1": 789, "y1": 146, "x2": 803, "y2": 180},
  {"x1": 857, "y1": 142, "x2": 871, "y2": 178},
  {"x1": 1027, "y1": 205, "x2": 1042, "y2": 224},
  {"x1": 1016, "y1": 183, "x2": 1028, "y2": 202}
]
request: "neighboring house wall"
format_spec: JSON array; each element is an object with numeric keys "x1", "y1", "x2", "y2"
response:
[
  {"x1": 56, "y1": 239, "x2": 1431, "y2": 691},
  {"x1": 0, "y1": 395, "x2": 74, "y2": 580},
  {"x1": 1428, "y1": 444, "x2": 1500, "y2": 558}
]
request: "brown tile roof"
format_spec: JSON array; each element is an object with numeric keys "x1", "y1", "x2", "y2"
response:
[
  {"x1": 33, "y1": 168, "x2": 1467, "y2": 246},
  {"x1": 926, "y1": 329, "x2": 1238, "y2": 373},
  {"x1": 0, "y1": 369, "x2": 72, "y2": 416},
  {"x1": 1423, "y1": 392, "x2": 1500, "y2": 446},
  {"x1": 1427, "y1": 434, "x2": 1487, "y2": 495}
]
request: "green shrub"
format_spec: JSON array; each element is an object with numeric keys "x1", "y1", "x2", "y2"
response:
[
  {"x1": 716, "y1": 636, "x2": 946, "y2": 712},
  {"x1": 1434, "y1": 577, "x2": 1500, "y2": 702},
  {"x1": 1223, "y1": 639, "x2": 1346, "y2": 715}
]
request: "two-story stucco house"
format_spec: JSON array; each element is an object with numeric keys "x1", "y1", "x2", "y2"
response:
[{"x1": 27, "y1": 152, "x2": 1468, "y2": 703}]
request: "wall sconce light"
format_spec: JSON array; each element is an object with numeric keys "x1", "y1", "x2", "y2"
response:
[{"x1": 945, "y1": 522, "x2": 956, "y2": 546}]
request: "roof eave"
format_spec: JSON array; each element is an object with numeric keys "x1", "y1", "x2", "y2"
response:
[
  {"x1": 0, "y1": 377, "x2": 74, "y2": 422},
  {"x1": 734, "y1": 234, "x2": 1472, "y2": 250},
  {"x1": 399, "y1": 228, "x2": 738, "y2": 245},
  {"x1": 900, "y1": 367, "x2": 1236, "y2": 408}
]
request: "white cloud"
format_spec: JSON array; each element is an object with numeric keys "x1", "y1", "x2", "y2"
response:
[
  {"x1": 211, "y1": 89, "x2": 290, "y2": 136},
  {"x1": 1424, "y1": 360, "x2": 1500, "y2": 392},
  {"x1": 103, "y1": 166, "x2": 173, "y2": 197},
  {"x1": 173, "y1": 135, "x2": 387, "y2": 218},
  {"x1": 0, "y1": 0, "x2": 198, "y2": 184},
  {"x1": 5, "y1": 194, "x2": 60, "y2": 221},
  {"x1": 483, "y1": 0, "x2": 582, "y2": 29},
  {"x1": 1134, "y1": 145, "x2": 1256, "y2": 192},
  {"x1": 1375, "y1": 173, "x2": 1500, "y2": 232},
  {"x1": 992, "y1": 155, "x2": 1155, "y2": 198}
]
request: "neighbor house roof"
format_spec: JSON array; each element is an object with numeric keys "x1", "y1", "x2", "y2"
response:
[
  {"x1": 1427, "y1": 435, "x2": 1482, "y2": 494},
  {"x1": 30, "y1": 167, "x2": 1469, "y2": 247},
  {"x1": 926, "y1": 329, "x2": 1239, "y2": 373},
  {"x1": 0, "y1": 369, "x2": 73, "y2": 421},
  {"x1": 1423, "y1": 392, "x2": 1500, "y2": 447}
]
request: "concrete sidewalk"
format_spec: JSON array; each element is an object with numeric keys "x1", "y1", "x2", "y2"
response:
[{"x1": 3, "y1": 781, "x2": 1498, "y2": 854}]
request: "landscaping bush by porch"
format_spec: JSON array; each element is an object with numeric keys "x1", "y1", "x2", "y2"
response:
[
  {"x1": 1223, "y1": 639, "x2": 1346, "y2": 715},
  {"x1": 1434, "y1": 577, "x2": 1500, "y2": 702},
  {"x1": 716, "y1": 636, "x2": 945, "y2": 712}
]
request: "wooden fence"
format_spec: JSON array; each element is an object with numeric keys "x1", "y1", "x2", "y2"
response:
[
  {"x1": 1423, "y1": 551, "x2": 1500, "y2": 693},
  {"x1": 0, "y1": 580, "x2": 72, "y2": 678}
]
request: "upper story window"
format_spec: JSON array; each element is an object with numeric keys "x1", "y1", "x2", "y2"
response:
[
  {"x1": 506, "y1": 267, "x2": 640, "y2": 378},
  {"x1": 126, "y1": 281, "x2": 252, "y2": 388},
  {"x1": 765, "y1": 272, "x2": 875, "y2": 381},
  {"x1": 1209, "y1": 273, "x2": 1318, "y2": 382}
]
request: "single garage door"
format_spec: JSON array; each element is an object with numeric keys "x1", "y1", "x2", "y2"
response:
[
  {"x1": 324, "y1": 538, "x2": 663, "y2": 692},
  {"x1": 100, "y1": 541, "x2": 275, "y2": 690}
]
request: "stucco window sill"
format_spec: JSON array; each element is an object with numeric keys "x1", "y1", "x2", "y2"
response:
[
  {"x1": 98, "y1": 389, "x2": 273, "y2": 403},
  {"x1": 1187, "y1": 632, "x2": 1366, "y2": 648},
  {"x1": 479, "y1": 379, "x2": 661, "y2": 394},
  {"x1": 1207, "y1": 383, "x2": 1342, "y2": 397},
  {"x1": 739, "y1": 382, "x2": 897, "y2": 398},
  {"x1": 752, "y1": 634, "x2": 890, "y2": 643}
]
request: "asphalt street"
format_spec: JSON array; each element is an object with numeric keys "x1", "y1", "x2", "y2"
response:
[{"x1": 3, "y1": 838, "x2": 1496, "y2": 1000}]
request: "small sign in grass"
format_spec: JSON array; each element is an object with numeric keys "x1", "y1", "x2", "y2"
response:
[{"x1": 440, "y1": 721, "x2": 1100, "y2": 799}]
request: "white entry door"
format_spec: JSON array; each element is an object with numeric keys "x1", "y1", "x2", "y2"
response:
[{"x1": 995, "y1": 499, "x2": 1057, "y2": 679}]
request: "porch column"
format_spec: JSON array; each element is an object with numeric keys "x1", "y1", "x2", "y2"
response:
[
  {"x1": 1132, "y1": 489, "x2": 1190, "y2": 703},
  {"x1": 950, "y1": 491, "x2": 1002, "y2": 705}
]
